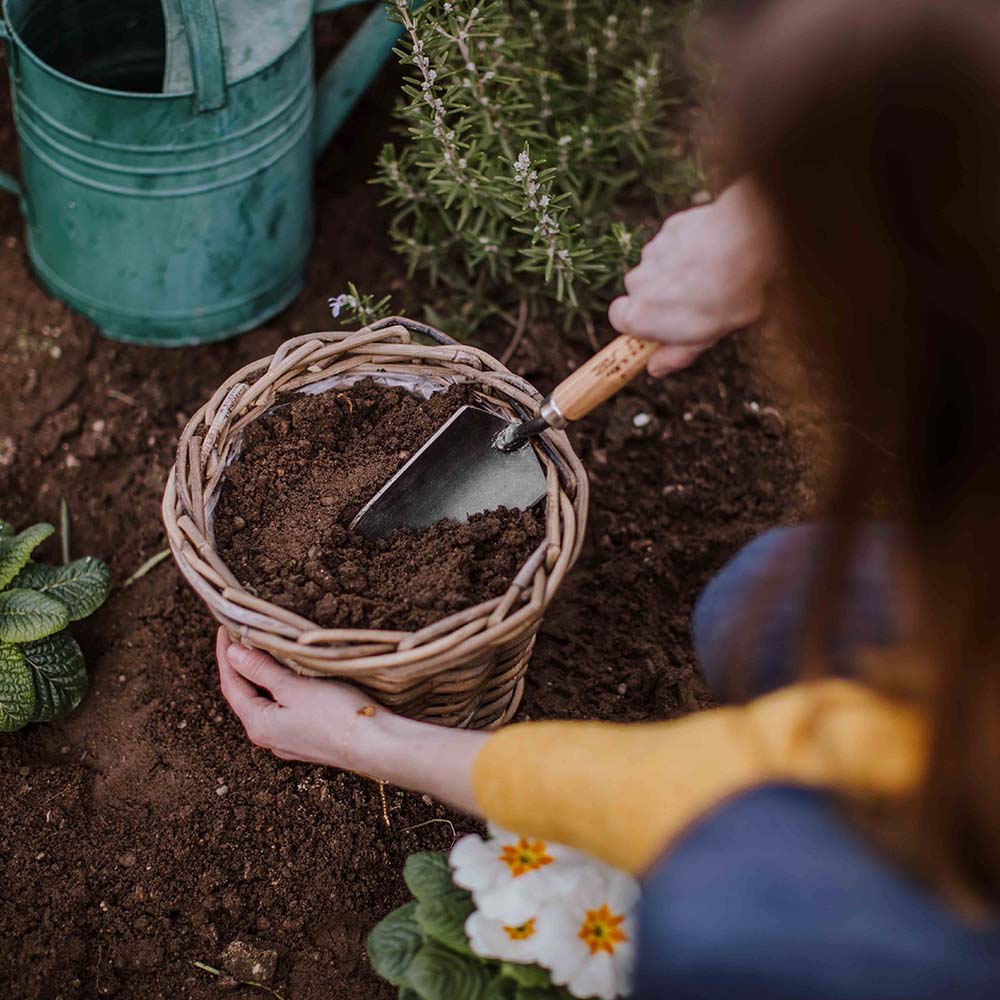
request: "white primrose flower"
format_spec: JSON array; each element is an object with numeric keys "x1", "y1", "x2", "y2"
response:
[
  {"x1": 464, "y1": 909, "x2": 541, "y2": 964},
  {"x1": 450, "y1": 823, "x2": 587, "y2": 925},
  {"x1": 533, "y1": 866, "x2": 639, "y2": 1000}
]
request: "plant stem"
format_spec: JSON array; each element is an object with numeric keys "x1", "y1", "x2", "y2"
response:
[
  {"x1": 123, "y1": 549, "x2": 170, "y2": 588},
  {"x1": 59, "y1": 498, "x2": 70, "y2": 565},
  {"x1": 191, "y1": 961, "x2": 286, "y2": 1000}
]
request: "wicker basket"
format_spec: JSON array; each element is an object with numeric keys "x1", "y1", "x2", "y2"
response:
[{"x1": 162, "y1": 317, "x2": 588, "y2": 729}]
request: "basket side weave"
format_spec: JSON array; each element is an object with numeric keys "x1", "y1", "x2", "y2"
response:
[{"x1": 163, "y1": 318, "x2": 588, "y2": 728}]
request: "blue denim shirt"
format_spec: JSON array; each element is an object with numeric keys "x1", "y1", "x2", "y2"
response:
[{"x1": 635, "y1": 786, "x2": 1000, "y2": 999}]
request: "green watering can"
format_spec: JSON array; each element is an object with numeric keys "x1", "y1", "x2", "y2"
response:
[{"x1": 0, "y1": 0, "x2": 406, "y2": 346}]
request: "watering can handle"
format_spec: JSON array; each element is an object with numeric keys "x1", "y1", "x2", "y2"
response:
[
  {"x1": 312, "y1": 0, "x2": 424, "y2": 157},
  {"x1": 0, "y1": 171, "x2": 28, "y2": 217},
  {"x1": 176, "y1": 0, "x2": 227, "y2": 112},
  {"x1": 0, "y1": 18, "x2": 27, "y2": 215}
]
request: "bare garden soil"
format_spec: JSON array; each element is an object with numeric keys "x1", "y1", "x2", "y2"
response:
[{"x1": 1, "y1": 26, "x2": 808, "y2": 1000}]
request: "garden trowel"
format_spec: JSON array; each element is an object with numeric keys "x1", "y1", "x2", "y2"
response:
[{"x1": 351, "y1": 335, "x2": 658, "y2": 538}]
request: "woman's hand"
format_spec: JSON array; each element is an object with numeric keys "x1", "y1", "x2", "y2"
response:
[
  {"x1": 608, "y1": 180, "x2": 778, "y2": 377},
  {"x1": 216, "y1": 628, "x2": 488, "y2": 815}
]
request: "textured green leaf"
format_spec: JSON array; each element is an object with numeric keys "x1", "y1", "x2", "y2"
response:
[
  {"x1": 400, "y1": 990, "x2": 423, "y2": 1000},
  {"x1": 404, "y1": 852, "x2": 463, "y2": 903},
  {"x1": 404, "y1": 941, "x2": 493, "y2": 1000},
  {"x1": 513, "y1": 988, "x2": 574, "y2": 1000},
  {"x1": 501, "y1": 964, "x2": 553, "y2": 989},
  {"x1": 14, "y1": 557, "x2": 110, "y2": 621},
  {"x1": 0, "y1": 520, "x2": 14, "y2": 538},
  {"x1": 0, "y1": 641, "x2": 35, "y2": 731},
  {"x1": 0, "y1": 523, "x2": 54, "y2": 589},
  {"x1": 483, "y1": 977, "x2": 517, "y2": 1000},
  {"x1": 23, "y1": 630, "x2": 87, "y2": 723},
  {"x1": 0, "y1": 588, "x2": 70, "y2": 642},
  {"x1": 416, "y1": 894, "x2": 474, "y2": 954},
  {"x1": 368, "y1": 901, "x2": 424, "y2": 987}
]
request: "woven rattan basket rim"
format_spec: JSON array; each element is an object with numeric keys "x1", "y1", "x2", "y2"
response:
[{"x1": 162, "y1": 317, "x2": 588, "y2": 683}]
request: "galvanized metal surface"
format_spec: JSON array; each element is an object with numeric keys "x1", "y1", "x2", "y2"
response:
[
  {"x1": 0, "y1": 0, "x2": 406, "y2": 346},
  {"x1": 351, "y1": 406, "x2": 550, "y2": 540}
]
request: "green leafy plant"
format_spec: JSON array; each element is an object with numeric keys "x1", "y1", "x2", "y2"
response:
[
  {"x1": 375, "y1": 0, "x2": 701, "y2": 326},
  {"x1": 0, "y1": 518, "x2": 109, "y2": 732},
  {"x1": 368, "y1": 852, "x2": 571, "y2": 1000}
]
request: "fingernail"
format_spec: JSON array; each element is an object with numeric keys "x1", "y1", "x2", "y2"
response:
[{"x1": 228, "y1": 645, "x2": 250, "y2": 667}]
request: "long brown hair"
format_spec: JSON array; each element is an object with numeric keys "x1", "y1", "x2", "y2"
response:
[{"x1": 718, "y1": 0, "x2": 1000, "y2": 906}]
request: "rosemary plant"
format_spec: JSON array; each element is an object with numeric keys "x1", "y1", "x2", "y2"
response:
[{"x1": 374, "y1": 0, "x2": 700, "y2": 327}]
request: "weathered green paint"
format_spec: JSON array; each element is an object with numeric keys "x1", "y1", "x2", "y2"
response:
[{"x1": 0, "y1": 0, "x2": 405, "y2": 346}]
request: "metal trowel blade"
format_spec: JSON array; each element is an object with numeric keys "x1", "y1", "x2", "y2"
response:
[{"x1": 350, "y1": 406, "x2": 547, "y2": 540}]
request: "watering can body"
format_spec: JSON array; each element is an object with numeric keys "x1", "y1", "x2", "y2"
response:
[{"x1": 0, "y1": 0, "x2": 404, "y2": 346}]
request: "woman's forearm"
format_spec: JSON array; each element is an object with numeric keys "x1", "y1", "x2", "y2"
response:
[{"x1": 359, "y1": 707, "x2": 489, "y2": 818}]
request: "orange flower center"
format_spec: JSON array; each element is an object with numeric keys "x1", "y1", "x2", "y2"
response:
[
  {"x1": 499, "y1": 838, "x2": 554, "y2": 877},
  {"x1": 578, "y1": 903, "x2": 628, "y2": 956},
  {"x1": 503, "y1": 918, "x2": 537, "y2": 941}
]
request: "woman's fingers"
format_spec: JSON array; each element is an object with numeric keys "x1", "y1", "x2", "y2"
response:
[
  {"x1": 217, "y1": 630, "x2": 278, "y2": 743},
  {"x1": 225, "y1": 642, "x2": 306, "y2": 705},
  {"x1": 648, "y1": 344, "x2": 705, "y2": 379}
]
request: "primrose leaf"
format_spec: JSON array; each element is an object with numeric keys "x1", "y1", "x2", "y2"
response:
[
  {"x1": 0, "y1": 641, "x2": 35, "y2": 731},
  {"x1": 0, "y1": 520, "x2": 14, "y2": 538},
  {"x1": 501, "y1": 964, "x2": 553, "y2": 989},
  {"x1": 404, "y1": 852, "x2": 463, "y2": 903},
  {"x1": 512, "y1": 984, "x2": 574, "y2": 1000},
  {"x1": 23, "y1": 630, "x2": 87, "y2": 723},
  {"x1": 403, "y1": 940, "x2": 493, "y2": 1000},
  {"x1": 0, "y1": 588, "x2": 70, "y2": 643},
  {"x1": 367, "y1": 901, "x2": 424, "y2": 987},
  {"x1": 14, "y1": 557, "x2": 110, "y2": 621},
  {"x1": 483, "y1": 977, "x2": 517, "y2": 1000},
  {"x1": 0, "y1": 523, "x2": 55, "y2": 590},
  {"x1": 400, "y1": 990, "x2": 423, "y2": 1000},
  {"x1": 416, "y1": 894, "x2": 474, "y2": 954},
  {"x1": 513, "y1": 988, "x2": 574, "y2": 1000}
]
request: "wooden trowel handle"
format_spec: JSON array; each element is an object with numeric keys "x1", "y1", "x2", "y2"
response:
[
  {"x1": 495, "y1": 334, "x2": 659, "y2": 452},
  {"x1": 550, "y1": 335, "x2": 658, "y2": 422}
]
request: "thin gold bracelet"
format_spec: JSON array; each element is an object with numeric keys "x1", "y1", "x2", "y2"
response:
[{"x1": 343, "y1": 704, "x2": 379, "y2": 779}]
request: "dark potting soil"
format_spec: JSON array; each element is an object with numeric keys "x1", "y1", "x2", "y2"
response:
[
  {"x1": 0, "y1": 25, "x2": 838, "y2": 1000},
  {"x1": 213, "y1": 381, "x2": 545, "y2": 632}
]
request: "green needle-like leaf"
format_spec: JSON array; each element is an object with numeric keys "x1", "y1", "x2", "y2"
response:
[
  {"x1": 0, "y1": 588, "x2": 70, "y2": 643},
  {"x1": 0, "y1": 641, "x2": 35, "y2": 732},
  {"x1": 0, "y1": 523, "x2": 55, "y2": 589},
  {"x1": 23, "y1": 629, "x2": 88, "y2": 722},
  {"x1": 14, "y1": 557, "x2": 110, "y2": 621}
]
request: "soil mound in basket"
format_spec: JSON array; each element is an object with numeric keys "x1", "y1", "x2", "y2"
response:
[{"x1": 214, "y1": 379, "x2": 545, "y2": 632}]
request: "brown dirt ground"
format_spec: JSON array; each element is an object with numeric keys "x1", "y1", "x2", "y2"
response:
[{"x1": 0, "y1": 21, "x2": 811, "y2": 1000}]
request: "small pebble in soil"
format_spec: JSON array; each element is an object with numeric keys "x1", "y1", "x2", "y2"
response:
[
  {"x1": 216, "y1": 784, "x2": 229, "y2": 797},
  {"x1": 221, "y1": 940, "x2": 278, "y2": 984},
  {"x1": 632, "y1": 412, "x2": 651, "y2": 428},
  {"x1": 617, "y1": 683, "x2": 628, "y2": 695}
]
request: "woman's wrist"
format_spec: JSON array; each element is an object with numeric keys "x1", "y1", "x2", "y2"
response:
[{"x1": 350, "y1": 705, "x2": 489, "y2": 817}]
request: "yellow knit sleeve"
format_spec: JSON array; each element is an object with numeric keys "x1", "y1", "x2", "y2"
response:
[{"x1": 472, "y1": 679, "x2": 925, "y2": 874}]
